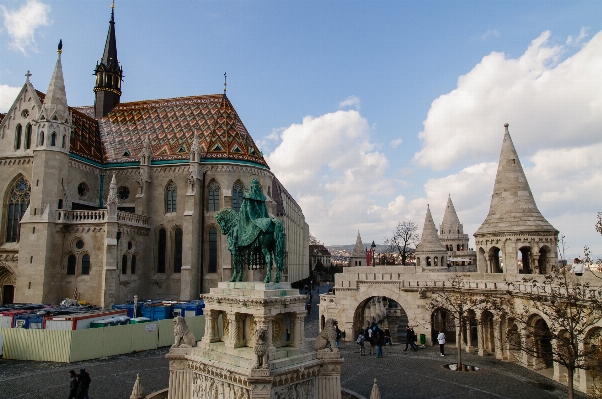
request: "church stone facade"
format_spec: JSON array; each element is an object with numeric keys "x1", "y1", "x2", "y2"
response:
[{"x1": 0, "y1": 8, "x2": 309, "y2": 308}]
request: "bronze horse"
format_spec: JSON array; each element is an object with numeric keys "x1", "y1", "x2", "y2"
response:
[{"x1": 215, "y1": 208, "x2": 285, "y2": 283}]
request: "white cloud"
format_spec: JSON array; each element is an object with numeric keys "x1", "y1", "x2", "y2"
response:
[
  {"x1": 413, "y1": 30, "x2": 602, "y2": 171},
  {"x1": 266, "y1": 108, "x2": 397, "y2": 244},
  {"x1": 566, "y1": 27, "x2": 588, "y2": 46},
  {"x1": 338, "y1": 95, "x2": 360, "y2": 111},
  {"x1": 481, "y1": 29, "x2": 500, "y2": 40},
  {"x1": 390, "y1": 138, "x2": 403, "y2": 148},
  {"x1": 0, "y1": 84, "x2": 21, "y2": 112},
  {"x1": 1, "y1": 0, "x2": 51, "y2": 55}
]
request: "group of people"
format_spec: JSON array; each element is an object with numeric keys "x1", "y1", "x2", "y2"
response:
[
  {"x1": 356, "y1": 324, "x2": 448, "y2": 357},
  {"x1": 356, "y1": 323, "x2": 392, "y2": 357},
  {"x1": 67, "y1": 368, "x2": 91, "y2": 399}
]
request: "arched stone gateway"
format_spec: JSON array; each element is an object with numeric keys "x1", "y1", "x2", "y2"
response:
[
  {"x1": 0, "y1": 262, "x2": 17, "y2": 305},
  {"x1": 352, "y1": 296, "x2": 409, "y2": 343}
]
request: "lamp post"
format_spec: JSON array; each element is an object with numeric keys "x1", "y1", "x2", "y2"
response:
[{"x1": 371, "y1": 241, "x2": 376, "y2": 267}]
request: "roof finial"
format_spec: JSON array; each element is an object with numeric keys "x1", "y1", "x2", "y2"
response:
[
  {"x1": 111, "y1": 0, "x2": 115, "y2": 8},
  {"x1": 57, "y1": 39, "x2": 63, "y2": 54},
  {"x1": 25, "y1": 70, "x2": 32, "y2": 82},
  {"x1": 504, "y1": 123, "x2": 509, "y2": 134},
  {"x1": 223, "y1": 72, "x2": 227, "y2": 95}
]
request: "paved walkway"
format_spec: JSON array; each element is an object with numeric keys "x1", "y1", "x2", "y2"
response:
[{"x1": 0, "y1": 286, "x2": 587, "y2": 398}]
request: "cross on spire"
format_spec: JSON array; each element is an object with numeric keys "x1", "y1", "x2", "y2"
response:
[
  {"x1": 25, "y1": 70, "x2": 32, "y2": 82},
  {"x1": 223, "y1": 72, "x2": 227, "y2": 94}
]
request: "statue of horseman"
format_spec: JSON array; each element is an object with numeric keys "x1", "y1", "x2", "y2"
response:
[{"x1": 216, "y1": 179, "x2": 285, "y2": 283}]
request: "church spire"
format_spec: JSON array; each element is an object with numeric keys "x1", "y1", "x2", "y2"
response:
[
  {"x1": 42, "y1": 40, "x2": 69, "y2": 123},
  {"x1": 416, "y1": 205, "x2": 447, "y2": 253},
  {"x1": 474, "y1": 124, "x2": 556, "y2": 236},
  {"x1": 440, "y1": 194, "x2": 462, "y2": 235},
  {"x1": 94, "y1": 1, "x2": 123, "y2": 119}
]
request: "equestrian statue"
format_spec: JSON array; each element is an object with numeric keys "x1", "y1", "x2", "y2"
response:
[{"x1": 215, "y1": 179, "x2": 286, "y2": 283}]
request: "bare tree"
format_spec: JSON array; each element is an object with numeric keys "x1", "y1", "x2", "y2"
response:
[
  {"x1": 591, "y1": 341, "x2": 602, "y2": 399},
  {"x1": 384, "y1": 221, "x2": 419, "y2": 266},
  {"x1": 505, "y1": 272, "x2": 602, "y2": 399},
  {"x1": 309, "y1": 232, "x2": 322, "y2": 246},
  {"x1": 584, "y1": 211, "x2": 602, "y2": 279},
  {"x1": 426, "y1": 275, "x2": 494, "y2": 370}
]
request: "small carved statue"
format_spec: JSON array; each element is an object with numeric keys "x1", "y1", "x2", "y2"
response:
[
  {"x1": 314, "y1": 318, "x2": 339, "y2": 352},
  {"x1": 253, "y1": 327, "x2": 269, "y2": 369},
  {"x1": 172, "y1": 316, "x2": 196, "y2": 348}
]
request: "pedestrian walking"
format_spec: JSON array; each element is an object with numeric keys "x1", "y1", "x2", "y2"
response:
[
  {"x1": 76, "y1": 368, "x2": 91, "y2": 399},
  {"x1": 335, "y1": 324, "x2": 342, "y2": 347},
  {"x1": 437, "y1": 331, "x2": 446, "y2": 356},
  {"x1": 356, "y1": 333, "x2": 366, "y2": 355},
  {"x1": 409, "y1": 327, "x2": 419, "y2": 350},
  {"x1": 570, "y1": 258, "x2": 584, "y2": 276},
  {"x1": 384, "y1": 326, "x2": 392, "y2": 346},
  {"x1": 67, "y1": 370, "x2": 78, "y2": 399},
  {"x1": 367, "y1": 325, "x2": 375, "y2": 354},
  {"x1": 306, "y1": 301, "x2": 312, "y2": 316},
  {"x1": 375, "y1": 326, "x2": 384, "y2": 358}
]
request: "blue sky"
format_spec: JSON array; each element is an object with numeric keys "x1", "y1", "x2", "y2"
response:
[{"x1": 1, "y1": 1, "x2": 601, "y2": 257}]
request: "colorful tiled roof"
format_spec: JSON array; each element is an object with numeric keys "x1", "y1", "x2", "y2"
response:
[{"x1": 76, "y1": 94, "x2": 268, "y2": 167}]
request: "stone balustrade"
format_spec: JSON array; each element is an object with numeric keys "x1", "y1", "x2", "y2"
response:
[{"x1": 55, "y1": 210, "x2": 150, "y2": 227}]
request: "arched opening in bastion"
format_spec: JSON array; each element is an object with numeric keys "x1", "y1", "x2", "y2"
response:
[
  {"x1": 581, "y1": 327, "x2": 602, "y2": 390},
  {"x1": 518, "y1": 246, "x2": 532, "y2": 274},
  {"x1": 488, "y1": 247, "x2": 503, "y2": 273},
  {"x1": 481, "y1": 311, "x2": 496, "y2": 354},
  {"x1": 538, "y1": 246, "x2": 551, "y2": 274},
  {"x1": 531, "y1": 316, "x2": 553, "y2": 370},
  {"x1": 431, "y1": 308, "x2": 456, "y2": 345},
  {"x1": 352, "y1": 296, "x2": 408, "y2": 342}
]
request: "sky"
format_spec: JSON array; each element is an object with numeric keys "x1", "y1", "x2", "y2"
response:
[{"x1": 0, "y1": 0, "x2": 601, "y2": 257}]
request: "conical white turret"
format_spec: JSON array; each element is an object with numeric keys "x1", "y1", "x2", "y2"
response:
[
  {"x1": 416, "y1": 205, "x2": 447, "y2": 252},
  {"x1": 349, "y1": 231, "x2": 367, "y2": 266},
  {"x1": 440, "y1": 194, "x2": 462, "y2": 235},
  {"x1": 475, "y1": 124, "x2": 557, "y2": 236},
  {"x1": 42, "y1": 42, "x2": 69, "y2": 123}
]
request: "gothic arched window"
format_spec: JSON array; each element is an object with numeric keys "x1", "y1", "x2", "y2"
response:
[
  {"x1": 5, "y1": 177, "x2": 31, "y2": 243},
  {"x1": 39, "y1": 131, "x2": 44, "y2": 146},
  {"x1": 158, "y1": 228, "x2": 166, "y2": 273},
  {"x1": 209, "y1": 227, "x2": 218, "y2": 273},
  {"x1": 232, "y1": 181, "x2": 243, "y2": 212},
  {"x1": 208, "y1": 180, "x2": 220, "y2": 212},
  {"x1": 15, "y1": 124, "x2": 22, "y2": 150},
  {"x1": 62, "y1": 135, "x2": 66, "y2": 149},
  {"x1": 131, "y1": 255, "x2": 137, "y2": 274},
  {"x1": 67, "y1": 254, "x2": 76, "y2": 275},
  {"x1": 121, "y1": 254, "x2": 128, "y2": 274},
  {"x1": 51, "y1": 132, "x2": 57, "y2": 146},
  {"x1": 25, "y1": 124, "x2": 32, "y2": 149},
  {"x1": 174, "y1": 228, "x2": 183, "y2": 273},
  {"x1": 166, "y1": 181, "x2": 177, "y2": 213},
  {"x1": 81, "y1": 254, "x2": 90, "y2": 275}
]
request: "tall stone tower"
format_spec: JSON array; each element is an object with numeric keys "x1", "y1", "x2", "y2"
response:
[
  {"x1": 94, "y1": 3, "x2": 123, "y2": 119},
  {"x1": 415, "y1": 205, "x2": 447, "y2": 268},
  {"x1": 17, "y1": 42, "x2": 72, "y2": 303},
  {"x1": 474, "y1": 124, "x2": 558, "y2": 275},
  {"x1": 349, "y1": 231, "x2": 367, "y2": 266},
  {"x1": 439, "y1": 195, "x2": 476, "y2": 267}
]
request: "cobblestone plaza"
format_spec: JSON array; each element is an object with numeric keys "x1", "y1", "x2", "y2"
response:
[{"x1": 0, "y1": 287, "x2": 587, "y2": 399}]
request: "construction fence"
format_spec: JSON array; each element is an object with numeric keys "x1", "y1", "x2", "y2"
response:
[{"x1": 0, "y1": 315, "x2": 205, "y2": 363}]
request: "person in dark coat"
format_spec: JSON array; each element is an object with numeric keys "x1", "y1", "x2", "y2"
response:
[
  {"x1": 375, "y1": 326, "x2": 385, "y2": 358},
  {"x1": 67, "y1": 370, "x2": 78, "y2": 399},
  {"x1": 76, "y1": 368, "x2": 91, "y2": 399}
]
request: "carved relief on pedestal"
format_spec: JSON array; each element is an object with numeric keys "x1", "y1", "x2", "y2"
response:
[
  {"x1": 191, "y1": 373, "x2": 251, "y2": 399},
  {"x1": 271, "y1": 379, "x2": 314, "y2": 399}
]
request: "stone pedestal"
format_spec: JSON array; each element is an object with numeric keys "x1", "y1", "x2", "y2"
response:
[{"x1": 167, "y1": 282, "x2": 343, "y2": 399}]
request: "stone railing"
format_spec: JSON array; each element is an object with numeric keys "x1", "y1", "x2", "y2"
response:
[
  {"x1": 116, "y1": 211, "x2": 150, "y2": 227},
  {"x1": 55, "y1": 210, "x2": 150, "y2": 228},
  {"x1": 56, "y1": 209, "x2": 107, "y2": 223}
]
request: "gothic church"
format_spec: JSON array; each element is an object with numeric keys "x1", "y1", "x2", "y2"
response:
[{"x1": 0, "y1": 6, "x2": 309, "y2": 307}]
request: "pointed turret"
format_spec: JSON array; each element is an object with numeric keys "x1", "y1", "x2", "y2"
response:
[
  {"x1": 416, "y1": 205, "x2": 447, "y2": 253},
  {"x1": 94, "y1": 1, "x2": 123, "y2": 119},
  {"x1": 474, "y1": 124, "x2": 557, "y2": 236},
  {"x1": 42, "y1": 41, "x2": 69, "y2": 123},
  {"x1": 349, "y1": 231, "x2": 367, "y2": 267},
  {"x1": 440, "y1": 194, "x2": 462, "y2": 235},
  {"x1": 415, "y1": 205, "x2": 447, "y2": 268}
]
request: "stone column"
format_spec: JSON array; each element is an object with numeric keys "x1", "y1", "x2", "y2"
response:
[
  {"x1": 292, "y1": 312, "x2": 305, "y2": 347},
  {"x1": 202, "y1": 310, "x2": 220, "y2": 343},
  {"x1": 166, "y1": 348, "x2": 192, "y2": 399},
  {"x1": 493, "y1": 316, "x2": 504, "y2": 360},
  {"x1": 225, "y1": 311, "x2": 240, "y2": 349},
  {"x1": 465, "y1": 319, "x2": 473, "y2": 353},
  {"x1": 477, "y1": 322, "x2": 486, "y2": 356},
  {"x1": 521, "y1": 328, "x2": 534, "y2": 368},
  {"x1": 315, "y1": 351, "x2": 343, "y2": 399}
]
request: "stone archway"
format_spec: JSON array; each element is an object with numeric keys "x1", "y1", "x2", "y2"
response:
[
  {"x1": 352, "y1": 296, "x2": 408, "y2": 343},
  {"x1": 0, "y1": 262, "x2": 17, "y2": 305},
  {"x1": 488, "y1": 246, "x2": 503, "y2": 273},
  {"x1": 431, "y1": 307, "x2": 456, "y2": 344}
]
